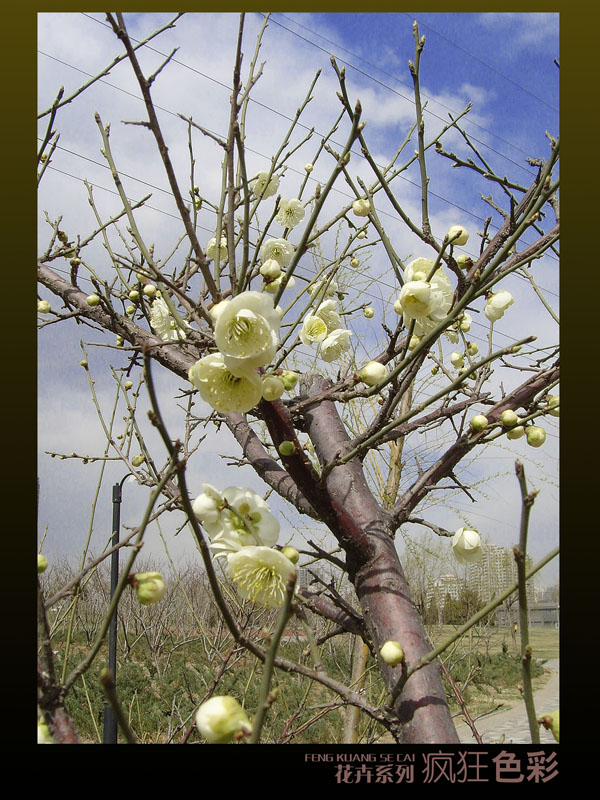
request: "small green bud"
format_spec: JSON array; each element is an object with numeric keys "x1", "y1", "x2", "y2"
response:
[
  {"x1": 124, "y1": 381, "x2": 133, "y2": 390},
  {"x1": 363, "y1": 307, "x2": 375, "y2": 318},
  {"x1": 379, "y1": 640, "x2": 404, "y2": 666},
  {"x1": 359, "y1": 361, "x2": 388, "y2": 386},
  {"x1": 86, "y1": 294, "x2": 101, "y2": 307},
  {"x1": 38, "y1": 554, "x2": 48, "y2": 574},
  {"x1": 304, "y1": 163, "x2": 313, "y2": 173},
  {"x1": 281, "y1": 370, "x2": 298, "y2": 391},
  {"x1": 278, "y1": 441, "x2": 297, "y2": 456},
  {"x1": 507, "y1": 425, "x2": 525, "y2": 440},
  {"x1": 546, "y1": 394, "x2": 560, "y2": 417},
  {"x1": 350, "y1": 257, "x2": 360, "y2": 268},
  {"x1": 80, "y1": 359, "x2": 88, "y2": 369},
  {"x1": 526, "y1": 425, "x2": 546, "y2": 448},
  {"x1": 281, "y1": 546, "x2": 300, "y2": 564},
  {"x1": 126, "y1": 305, "x2": 135, "y2": 315},
  {"x1": 470, "y1": 414, "x2": 488, "y2": 432},
  {"x1": 357, "y1": 229, "x2": 367, "y2": 239},
  {"x1": 501, "y1": 410, "x2": 519, "y2": 428},
  {"x1": 57, "y1": 230, "x2": 68, "y2": 243},
  {"x1": 134, "y1": 572, "x2": 166, "y2": 606},
  {"x1": 466, "y1": 342, "x2": 479, "y2": 357},
  {"x1": 37, "y1": 300, "x2": 51, "y2": 314},
  {"x1": 143, "y1": 284, "x2": 157, "y2": 298},
  {"x1": 128, "y1": 290, "x2": 140, "y2": 302},
  {"x1": 262, "y1": 375, "x2": 285, "y2": 401},
  {"x1": 115, "y1": 336, "x2": 124, "y2": 346},
  {"x1": 132, "y1": 454, "x2": 145, "y2": 467},
  {"x1": 538, "y1": 710, "x2": 559, "y2": 743}
]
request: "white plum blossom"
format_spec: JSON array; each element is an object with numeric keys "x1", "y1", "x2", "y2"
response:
[
  {"x1": 188, "y1": 353, "x2": 263, "y2": 414},
  {"x1": 300, "y1": 315, "x2": 328, "y2": 345},
  {"x1": 250, "y1": 170, "x2": 279, "y2": 200},
  {"x1": 150, "y1": 297, "x2": 188, "y2": 342},
  {"x1": 259, "y1": 238, "x2": 294, "y2": 267},
  {"x1": 307, "y1": 276, "x2": 337, "y2": 302},
  {"x1": 313, "y1": 299, "x2": 342, "y2": 333},
  {"x1": 395, "y1": 258, "x2": 453, "y2": 336},
  {"x1": 192, "y1": 484, "x2": 280, "y2": 557},
  {"x1": 214, "y1": 291, "x2": 280, "y2": 371},
  {"x1": 195, "y1": 696, "x2": 252, "y2": 743},
  {"x1": 276, "y1": 198, "x2": 305, "y2": 229},
  {"x1": 484, "y1": 290, "x2": 514, "y2": 322},
  {"x1": 452, "y1": 528, "x2": 483, "y2": 565},
  {"x1": 320, "y1": 329, "x2": 353, "y2": 363},
  {"x1": 227, "y1": 546, "x2": 296, "y2": 608},
  {"x1": 206, "y1": 236, "x2": 228, "y2": 262}
]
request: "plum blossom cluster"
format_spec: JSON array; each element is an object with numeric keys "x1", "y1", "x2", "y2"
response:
[
  {"x1": 193, "y1": 484, "x2": 297, "y2": 609},
  {"x1": 300, "y1": 289, "x2": 353, "y2": 364},
  {"x1": 188, "y1": 290, "x2": 282, "y2": 414},
  {"x1": 393, "y1": 257, "x2": 453, "y2": 347}
]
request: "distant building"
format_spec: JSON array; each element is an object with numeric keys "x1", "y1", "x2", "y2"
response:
[{"x1": 467, "y1": 544, "x2": 536, "y2": 606}]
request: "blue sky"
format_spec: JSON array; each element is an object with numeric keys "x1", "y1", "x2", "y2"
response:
[{"x1": 37, "y1": 12, "x2": 559, "y2": 586}]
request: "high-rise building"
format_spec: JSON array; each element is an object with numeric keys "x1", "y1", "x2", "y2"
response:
[{"x1": 467, "y1": 544, "x2": 536, "y2": 605}]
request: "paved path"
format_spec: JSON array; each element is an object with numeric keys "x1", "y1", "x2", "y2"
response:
[{"x1": 453, "y1": 659, "x2": 559, "y2": 745}]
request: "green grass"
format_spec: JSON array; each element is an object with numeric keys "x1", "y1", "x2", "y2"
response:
[{"x1": 430, "y1": 625, "x2": 559, "y2": 661}]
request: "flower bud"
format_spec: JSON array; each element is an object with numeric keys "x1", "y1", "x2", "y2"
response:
[
  {"x1": 281, "y1": 370, "x2": 298, "y2": 391},
  {"x1": 357, "y1": 229, "x2": 367, "y2": 239},
  {"x1": 132, "y1": 454, "x2": 145, "y2": 467},
  {"x1": 456, "y1": 254, "x2": 472, "y2": 269},
  {"x1": 260, "y1": 259, "x2": 282, "y2": 280},
  {"x1": 452, "y1": 528, "x2": 483, "y2": 564},
  {"x1": 450, "y1": 351, "x2": 464, "y2": 369},
  {"x1": 408, "y1": 335, "x2": 420, "y2": 350},
  {"x1": 507, "y1": 425, "x2": 525, "y2": 440},
  {"x1": 359, "y1": 361, "x2": 388, "y2": 386},
  {"x1": 143, "y1": 285, "x2": 157, "y2": 298},
  {"x1": 278, "y1": 441, "x2": 297, "y2": 456},
  {"x1": 538, "y1": 710, "x2": 559, "y2": 743},
  {"x1": 447, "y1": 225, "x2": 469, "y2": 246},
  {"x1": 304, "y1": 163, "x2": 313, "y2": 173},
  {"x1": 38, "y1": 554, "x2": 48, "y2": 574},
  {"x1": 460, "y1": 313, "x2": 472, "y2": 332},
  {"x1": 350, "y1": 257, "x2": 359, "y2": 268},
  {"x1": 128, "y1": 290, "x2": 140, "y2": 302},
  {"x1": 363, "y1": 307, "x2": 375, "y2": 319},
  {"x1": 466, "y1": 342, "x2": 479, "y2": 357},
  {"x1": 546, "y1": 394, "x2": 560, "y2": 417},
  {"x1": 80, "y1": 359, "x2": 88, "y2": 369},
  {"x1": 526, "y1": 425, "x2": 546, "y2": 448},
  {"x1": 134, "y1": 572, "x2": 166, "y2": 606},
  {"x1": 281, "y1": 546, "x2": 300, "y2": 564},
  {"x1": 352, "y1": 199, "x2": 371, "y2": 217},
  {"x1": 501, "y1": 410, "x2": 519, "y2": 428},
  {"x1": 470, "y1": 414, "x2": 488, "y2": 432},
  {"x1": 126, "y1": 305, "x2": 135, "y2": 316},
  {"x1": 262, "y1": 375, "x2": 285, "y2": 401},
  {"x1": 38, "y1": 300, "x2": 51, "y2": 314},
  {"x1": 195, "y1": 696, "x2": 252, "y2": 744},
  {"x1": 431, "y1": 366, "x2": 439, "y2": 375},
  {"x1": 380, "y1": 640, "x2": 404, "y2": 666},
  {"x1": 86, "y1": 294, "x2": 101, "y2": 307},
  {"x1": 124, "y1": 381, "x2": 133, "y2": 390},
  {"x1": 115, "y1": 336, "x2": 124, "y2": 347}
]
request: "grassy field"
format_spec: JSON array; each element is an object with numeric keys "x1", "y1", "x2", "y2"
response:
[{"x1": 429, "y1": 625, "x2": 559, "y2": 661}]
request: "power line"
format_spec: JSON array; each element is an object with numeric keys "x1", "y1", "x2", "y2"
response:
[{"x1": 263, "y1": 13, "x2": 544, "y2": 177}]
